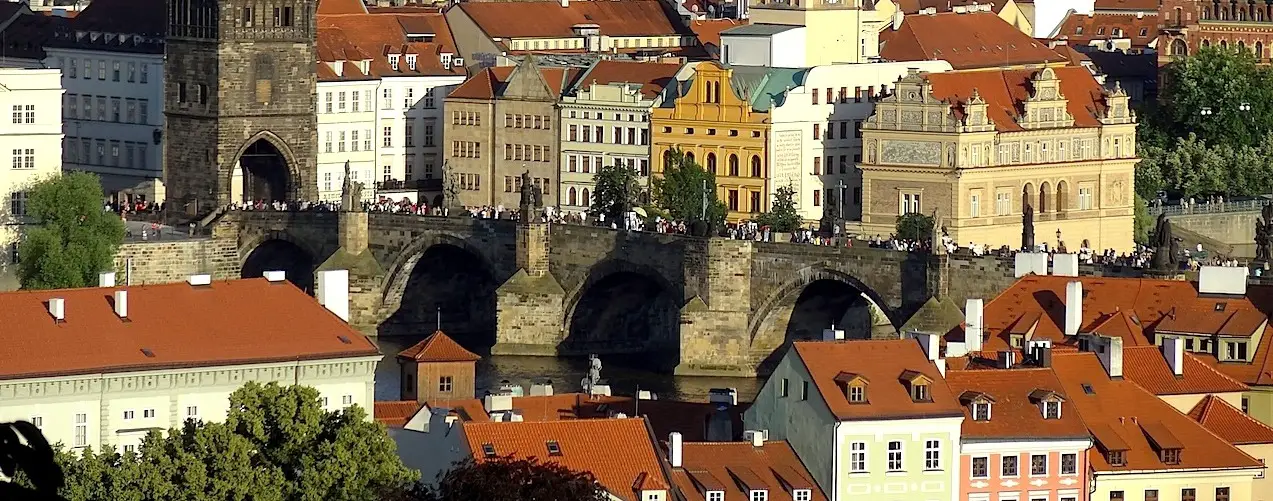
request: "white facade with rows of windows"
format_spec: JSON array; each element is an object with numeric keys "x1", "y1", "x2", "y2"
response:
[
  {"x1": 43, "y1": 49, "x2": 164, "y2": 197},
  {"x1": 558, "y1": 82, "x2": 656, "y2": 214},
  {"x1": 0, "y1": 68, "x2": 63, "y2": 291},
  {"x1": 316, "y1": 74, "x2": 464, "y2": 203}
]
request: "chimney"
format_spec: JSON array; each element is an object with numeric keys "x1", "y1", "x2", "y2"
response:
[
  {"x1": 744, "y1": 430, "x2": 765, "y2": 447},
  {"x1": 911, "y1": 331, "x2": 939, "y2": 362},
  {"x1": 892, "y1": 10, "x2": 903, "y2": 30},
  {"x1": 1163, "y1": 337, "x2": 1184, "y2": 377},
  {"x1": 669, "y1": 432, "x2": 683, "y2": 468},
  {"x1": 965, "y1": 299, "x2": 983, "y2": 352},
  {"x1": 316, "y1": 269, "x2": 350, "y2": 322},
  {"x1": 1097, "y1": 335, "x2": 1124, "y2": 379},
  {"x1": 1065, "y1": 281, "x2": 1083, "y2": 337},
  {"x1": 263, "y1": 270, "x2": 286, "y2": 282},
  {"x1": 1198, "y1": 265, "x2": 1248, "y2": 296},
  {"x1": 484, "y1": 394, "x2": 513, "y2": 412},
  {"x1": 48, "y1": 297, "x2": 65, "y2": 322},
  {"x1": 560, "y1": 0, "x2": 568, "y2": 7},
  {"x1": 708, "y1": 388, "x2": 738, "y2": 406},
  {"x1": 529, "y1": 380, "x2": 554, "y2": 396},
  {"x1": 188, "y1": 274, "x2": 212, "y2": 286},
  {"x1": 113, "y1": 290, "x2": 128, "y2": 319},
  {"x1": 998, "y1": 350, "x2": 1015, "y2": 369},
  {"x1": 822, "y1": 324, "x2": 846, "y2": 341},
  {"x1": 98, "y1": 272, "x2": 116, "y2": 287}
]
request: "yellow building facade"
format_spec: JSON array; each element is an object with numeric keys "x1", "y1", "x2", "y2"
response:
[
  {"x1": 857, "y1": 66, "x2": 1138, "y2": 252},
  {"x1": 746, "y1": 0, "x2": 895, "y2": 64},
  {"x1": 652, "y1": 62, "x2": 770, "y2": 223}
]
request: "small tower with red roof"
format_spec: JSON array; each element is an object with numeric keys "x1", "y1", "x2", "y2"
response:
[{"x1": 396, "y1": 330, "x2": 480, "y2": 403}]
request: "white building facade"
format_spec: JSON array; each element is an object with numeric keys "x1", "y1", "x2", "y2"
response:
[
  {"x1": 0, "y1": 68, "x2": 63, "y2": 290},
  {"x1": 719, "y1": 24, "x2": 808, "y2": 68},
  {"x1": 559, "y1": 82, "x2": 657, "y2": 214},
  {"x1": 767, "y1": 61, "x2": 952, "y2": 222}
]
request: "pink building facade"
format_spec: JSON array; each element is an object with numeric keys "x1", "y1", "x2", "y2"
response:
[{"x1": 959, "y1": 441, "x2": 1092, "y2": 501}]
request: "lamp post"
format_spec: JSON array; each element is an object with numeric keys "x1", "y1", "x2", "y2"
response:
[
  {"x1": 1056, "y1": 228, "x2": 1063, "y2": 249},
  {"x1": 836, "y1": 179, "x2": 847, "y2": 221}
]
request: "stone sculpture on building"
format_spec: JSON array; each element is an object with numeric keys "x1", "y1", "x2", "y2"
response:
[
  {"x1": 340, "y1": 161, "x2": 363, "y2": 212},
  {"x1": 1150, "y1": 213, "x2": 1179, "y2": 270},
  {"x1": 1022, "y1": 203, "x2": 1035, "y2": 250},
  {"x1": 1257, "y1": 202, "x2": 1273, "y2": 263}
]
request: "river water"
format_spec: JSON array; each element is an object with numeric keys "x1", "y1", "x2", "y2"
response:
[{"x1": 372, "y1": 336, "x2": 764, "y2": 403}]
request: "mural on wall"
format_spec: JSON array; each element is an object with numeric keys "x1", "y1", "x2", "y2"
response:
[{"x1": 880, "y1": 140, "x2": 941, "y2": 166}]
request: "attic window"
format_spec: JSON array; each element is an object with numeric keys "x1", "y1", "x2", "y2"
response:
[
  {"x1": 140, "y1": 348, "x2": 155, "y2": 358},
  {"x1": 337, "y1": 335, "x2": 352, "y2": 345},
  {"x1": 911, "y1": 382, "x2": 930, "y2": 402},
  {"x1": 1215, "y1": 302, "x2": 1227, "y2": 312},
  {"x1": 1161, "y1": 448, "x2": 1181, "y2": 464},
  {"x1": 481, "y1": 443, "x2": 496, "y2": 458},
  {"x1": 748, "y1": 489, "x2": 768, "y2": 501},
  {"x1": 546, "y1": 440, "x2": 562, "y2": 456},
  {"x1": 1076, "y1": 26, "x2": 1083, "y2": 35},
  {"x1": 1139, "y1": 28, "x2": 1148, "y2": 36},
  {"x1": 1097, "y1": 27, "x2": 1105, "y2": 35},
  {"x1": 848, "y1": 384, "x2": 866, "y2": 403},
  {"x1": 406, "y1": 54, "x2": 417, "y2": 71},
  {"x1": 389, "y1": 54, "x2": 400, "y2": 71},
  {"x1": 793, "y1": 489, "x2": 811, "y2": 501},
  {"x1": 1081, "y1": 384, "x2": 1095, "y2": 395},
  {"x1": 1043, "y1": 400, "x2": 1061, "y2": 419},
  {"x1": 972, "y1": 401, "x2": 991, "y2": 421},
  {"x1": 706, "y1": 491, "x2": 725, "y2": 501},
  {"x1": 1107, "y1": 450, "x2": 1125, "y2": 466}
]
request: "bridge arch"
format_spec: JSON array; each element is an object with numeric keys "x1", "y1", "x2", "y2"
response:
[
  {"x1": 379, "y1": 232, "x2": 500, "y2": 347},
  {"x1": 749, "y1": 266, "x2": 898, "y2": 364},
  {"x1": 227, "y1": 130, "x2": 303, "y2": 203},
  {"x1": 561, "y1": 259, "x2": 682, "y2": 365},
  {"x1": 239, "y1": 231, "x2": 320, "y2": 293}
]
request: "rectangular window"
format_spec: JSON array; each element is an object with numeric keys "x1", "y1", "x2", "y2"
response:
[
  {"x1": 1079, "y1": 187, "x2": 1093, "y2": 210},
  {"x1": 1215, "y1": 488, "x2": 1229, "y2": 501},
  {"x1": 924, "y1": 440, "x2": 940, "y2": 470},
  {"x1": 1002, "y1": 455, "x2": 1018, "y2": 476},
  {"x1": 800, "y1": 381, "x2": 808, "y2": 401},
  {"x1": 1144, "y1": 490, "x2": 1158, "y2": 501},
  {"x1": 1061, "y1": 453, "x2": 1077, "y2": 474},
  {"x1": 812, "y1": 123, "x2": 820, "y2": 140},
  {"x1": 143, "y1": 409, "x2": 155, "y2": 418},
  {"x1": 124, "y1": 410, "x2": 135, "y2": 420},
  {"x1": 996, "y1": 191, "x2": 1011, "y2": 215},
  {"x1": 813, "y1": 156, "x2": 820, "y2": 175},
  {"x1": 850, "y1": 442, "x2": 867, "y2": 472},
  {"x1": 971, "y1": 456, "x2": 989, "y2": 478},
  {"x1": 887, "y1": 441, "x2": 903, "y2": 471},
  {"x1": 439, "y1": 376, "x2": 454, "y2": 392},
  {"x1": 73, "y1": 413, "x2": 87, "y2": 447},
  {"x1": 1181, "y1": 489, "x2": 1195, "y2": 501},
  {"x1": 1110, "y1": 493, "x2": 1124, "y2": 501},
  {"x1": 1030, "y1": 454, "x2": 1047, "y2": 475},
  {"x1": 970, "y1": 193, "x2": 981, "y2": 217},
  {"x1": 186, "y1": 406, "x2": 198, "y2": 417},
  {"x1": 707, "y1": 493, "x2": 724, "y2": 501},
  {"x1": 112, "y1": 61, "x2": 120, "y2": 81},
  {"x1": 812, "y1": 88, "x2": 818, "y2": 105},
  {"x1": 383, "y1": 126, "x2": 392, "y2": 147},
  {"x1": 338, "y1": 131, "x2": 346, "y2": 152},
  {"x1": 30, "y1": 416, "x2": 42, "y2": 428}
]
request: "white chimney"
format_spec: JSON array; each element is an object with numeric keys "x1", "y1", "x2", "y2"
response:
[
  {"x1": 998, "y1": 350, "x2": 1015, "y2": 369},
  {"x1": 669, "y1": 432, "x2": 683, "y2": 468},
  {"x1": 560, "y1": 0, "x2": 568, "y2": 7},
  {"x1": 1065, "y1": 281, "x2": 1083, "y2": 337},
  {"x1": 48, "y1": 297, "x2": 65, "y2": 322},
  {"x1": 1097, "y1": 335, "x2": 1124, "y2": 379},
  {"x1": 892, "y1": 10, "x2": 903, "y2": 30},
  {"x1": 187, "y1": 274, "x2": 212, "y2": 286},
  {"x1": 1052, "y1": 253, "x2": 1079, "y2": 277},
  {"x1": 98, "y1": 272, "x2": 116, "y2": 287},
  {"x1": 1163, "y1": 337, "x2": 1184, "y2": 377},
  {"x1": 529, "y1": 381, "x2": 554, "y2": 396},
  {"x1": 113, "y1": 290, "x2": 128, "y2": 318},
  {"x1": 263, "y1": 270, "x2": 287, "y2": 282},
  {"x1": 316, "y1": 269, "x2": 350, "y2": 322},
  {"x1": 822, "y1": 324, "x2": 846, "y2": 341},
  {"x1": 484, "y1": 394, "x2": 513, "y2": 412},
  {"x1": 744, "y1": 430, "x2": 765, "y2": 447},
  {"x1": 965, "y1": 299, "x2": 983, "y2": 352},
  {"x1": 1198, "y1": 265, "x2": 1248, "y2": 296},
  {"x1": 910, "y1": 331, "x2": 939, "y2": 362}
]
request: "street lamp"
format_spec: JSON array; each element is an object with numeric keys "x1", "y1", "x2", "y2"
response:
[
  {"x1": 1056, "y1": 228, "x2": 1063, "y2": 248},
  {"x1": 1200, "y1": 106, "x2": 1214, "y2": 116},
  {"x1": 1240, "y1": 102, "x2": 1253, "y2": 112}
]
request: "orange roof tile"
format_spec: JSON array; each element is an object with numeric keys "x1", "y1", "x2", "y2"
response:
[
  {"x1": 457, "y1": 0, "x2": 681, "y2": 39},
  {"x1": 318, "y1": 0, "x2": 368, "y2": 15},
  {"x1": 688, "y1": 18, "x2": 738, "y2": 49},
  {"x1": 1094, "y1": 0, "x2": 1157, "y2": 11},
  {"x1": 316, "y1": 12, "x2": 465, "y2": 81},
  {"x1": 575, "y1": 60, "x2": 681, "y2": 99},
  {"x1": 1188, "y1": 395, "x2": 1273, "y2": 445},
  {"x1": 1051, "y1": 352, "x2": 1262, "y2": 472},
  {"x1": 1053, "y1": 12, "x2": 1158, "y2": 48},
  {"x1": 896, "y1": 0, "x2": 1009, "y2": 14},
  {"x1": 672, "y1": 441, "x2": 826, "y2": 501},
  {"x1": 924, "y1": 66, "x2": 1109, "y2": 133},
  {"x1": 462, "y1": 418, "x2": 670, "y2": 501},
  {"x1": 881, "y1": 12, "x2": 1068, "y2": 70},
  {"x1": 944, "y1": 368, "x2": 1090, "y2": 440},
  {"x1": 448, "y1": 64, "x2": 582, "y2": 100},
  {"x1": 793, "y1": 340, "x2": 964, "y2": 421},
  {"x1": 397, "y1": 330, "x2": 480, "y2": 362},
  {"x1": 0, "y1": 279, "x2": 380, "y2": 381},
  {"x1": 426, "y1": 398, "x2": 490, "y2": 422},
  {"x1": 1122, "y1": 346, "x2": 1248, "y2": 396},
  {"x1": 374, "y1": 400, "x2": 424, "y2": 428}
]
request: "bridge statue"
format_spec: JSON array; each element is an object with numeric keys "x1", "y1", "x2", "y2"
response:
[
  {"x1": 1150, "y1": 212, "x2": 1179, "y2": 270},
  {"x1": 1021, "y1": 203, "x2": 1035, "y2": 251},
  {"x1": 340, "y1": 161, "x2": 364, "y2": 212},
  {"x1": 1257, "y1": 202, "x2": 1273, "y2": 262}
]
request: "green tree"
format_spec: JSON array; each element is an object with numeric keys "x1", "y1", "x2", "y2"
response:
[
  {"x1": 1133, "y1": 193, "x2": 1152, "y2": 245},
  {"x1": 1158, "y1": 45, "x2": 1273, "y2": 148},
  {"x1": 30, "y1": 382, "x2": 417, "y2": 501},
  {"x1": 651, "y1": 148, "x2": 726, "y2": 227},
  {"x1": 416, "y1": 456, "x2": 608, "y2": 501},
  {"x1": 755, "y1": 184, "x2": 801, "y2": 232},
  {"x1": 17, "y1": 172, "x2": 124, "y2": 290},
  {"x1": 589, "y1": 163, "x2": 640, "y2": 224},
  {"x1": 895, "y1": 212, "x2": 934, "y2": 242}
]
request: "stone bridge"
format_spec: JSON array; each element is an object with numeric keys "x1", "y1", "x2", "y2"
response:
[{"x1": 114, "y1": 210, "x2": 1020, "y2": 375}]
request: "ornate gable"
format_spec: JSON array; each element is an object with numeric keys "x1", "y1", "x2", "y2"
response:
[
  {"x1": 863, "y1": 69, "x2": 959, "y2": 134},
  {"x1": 1018, "y1": 67, "x2": 1075, "y2": 130}
]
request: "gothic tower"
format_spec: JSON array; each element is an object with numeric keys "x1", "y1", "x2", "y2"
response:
[{"x1": 164, "y1": 0, "x2": 318, "y2": 212}]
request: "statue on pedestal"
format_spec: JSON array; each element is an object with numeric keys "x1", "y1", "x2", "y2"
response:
[
  {"x1": 340, "y1": 161, "x2": 364, "y2": 212},
  {"x1": 1021, "y1": 203, "x2": 1035, "y2": 251},
  {"x1": 1257, "y1": 202, "x2": 1273, "y2": 262},
  {"x1": 1150, "y1": 213, "x2": 1179, "y2": 270}
]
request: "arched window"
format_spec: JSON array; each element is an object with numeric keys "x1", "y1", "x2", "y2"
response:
[
  {"x1": 728, "y1": 154, "x2": 739, "y2": 176},
  {"x1": 1039, "y1": 182, "x2": 1051, "y2": 213},
  {"x1": 1258, "y1": 41, "x2": 1265, "y2": 58},
  {"x1": 1022, "y1": 183, "x2": 1035, "y2": 212},
  {"x1": 1221, "y1": 39, "x2": 1229, "y2": 50},
  {"x1": 1239, "y1": 40, "x2": 1247, "y2": 52},
  {"x1": 568, "y1": 187, "x2": 577, "y2": 206},
  {"x1": 707, "y1": 152, "x2": 717, "y2": 174},
  {"x1": 685, "y1": 152, "x2": 695, "y2": 163},
  {"x1": 1056, "y1": 181, "x2": 1068, "y2": 212},
  {"x1": 1202, "y1": 39, "x2": 1211, "y2": 48},
  {"x1": 581, "y1": 188, "x2": 590, "y2": 207},
  {"x1": 751, "y1": 155, "x2": 762, "y2": 177},
  {"x1": 1171, "y1": 38, "x2": 1188, "y2": 56},
  {"x1": 714, "y1": 81, "x2": 722, "y2": 103},
  {"x1": 663, "y1": 150, "x2": 674, "y2": 170}
]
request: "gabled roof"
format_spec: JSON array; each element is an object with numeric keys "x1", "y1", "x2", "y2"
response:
[
  {"x1": 1051, "y1": 352, "x2": 1262, "y2": 472},
  {"x1": 672, "y1": 441, "x2": 827, "y2": 501},
  {"x1": 397, "y1": 330, "x2": 481, "y2": 362},
  {"x1": 1053, "y1": 12, "x2": 1158, "y2": 47},
  {"x1": 572, "y1": 60, "x2": 681, "y2": 99},
  {"x1": 316, "y1": 12, "x2": 465, "y2": 81},
  {"x1": 901, "y1": 296, "x2": 965, "y2": 336},
  {"x1": 318, "y1": 0, "x2": 368, "y2": 15},
  {"x1": 374, "y1": 400, "x2": 425, "y2": 428},
  {"x1": 688, "y1": 18, "x2": 738, "y2": 50},
  {"x1": 457, "y1": 0, "x2": 681, "y2": 39},
  {"x1": 895, "y1": 0, "x2": 1009, "y2": 14},
  {"x1": 923, "y1": 66, "x2": 1110, "y2": 132},
  {"x1": 1188, "y1": 395, "x2": 1273, "y2": 445},
  {"x1": 1121, "y1": 345, "x2": 1248, "y2": 396},
  {"x1": 880, "y1": 12, "x2": 1068, "y2": 70},
  {"x1": 1094, "y1": 0, "x2": 1158, "y2": 11},
  {"x1": 792, "y1": 340, "x2": 963, "y2": 421},
  {"x1": 448, "y1": 64, "x2": 583, "y2": 100},
  {"x1": 462, "y1": 418, "x2": 670, "y2": 501},
  {"x1": 64, "y1": 0, "x2": 164, "y2": 36},
  {"x1": 0, "y1": 279, "x2": 380, "y2": 381},
  {"x1": 945, "y1": 368, "x2": 1089, "y2": 440}
]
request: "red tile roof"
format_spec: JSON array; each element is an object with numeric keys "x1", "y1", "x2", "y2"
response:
[
  {"x1": 316, "y1": 12, "x2": 465, "y2": 81},
  {"x1": 944, "y1": 368, "x2": 1090, "y2": 440},
  {"x1": 374, "y1": 400, "x2": 424, "y2": 428},
  {"x1": 0, "y1": 279, "x2": 380, "y2": 381},
  {"x1": 427, "y1": 398, "x2": 491, "y2": 422},
  {"x1": 1121, "y1": 346, "x2": 1248, "y2": 396},
  {"x1": 688, "y1": 18, "x2": 738, "y2": 49},
  {"x1": 896, "y1": 0, "x2": 1008, "y2": 14},
  {"x1": 924, "y1": 66, "x2": 1109, "y2": 132},
  {"x1": 1094, "y1": 0, "x2": 1158, "y2": 11},
  {"x1": 881, "y1": 12, "x2": 1068, "y2": 70},
  {"x1": 462, "y1": 418, "x2": 671, "y2": 501},
  {"x1": 1188, "y1": 395, "x2": 1273, "y2": 445},
  {"x1": 793, "y1": 340, "x2": 964, "y2": 421},
  {"x1": 448, "y1": 63, "x2": 582, "y2": 100},
  {"x1": 672, "y1": 441, "x2": 827, "y2": 501},
  {"x1": 1051, "y1": 352, "x2": 1263, "y2": 472},
  {"x1": 1053, "y1": 12, "x2": 1158, "y2": 47},
  {"x1": 397, "y1": 330, "x2": 481, "y2": 362},
  {"x1": 457, "y1": 0, "x2": 681, "y2": 39},
  {"x1": 318, "y1": 0, "x2": 369, "y2": 15},
  {"x1": 575, "y1": 60, "x2": 681, "y2": 99}
]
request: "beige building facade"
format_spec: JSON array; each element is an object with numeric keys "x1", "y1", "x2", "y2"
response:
[
  {"x1": 745, "y1": 0, "x2": 896, "y2": 65},
  {"x1": 857, "y1": 66, "x2": 1137, "y2": 252}
]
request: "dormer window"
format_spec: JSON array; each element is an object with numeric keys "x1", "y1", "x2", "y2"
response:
[
  {"x1": 406, "y1": 54, "x2": 417, "y2": 71},
  {"x1": 900, "y1": 370, "x2": 933, "y2": 402},
  {"x1": 1028, "y1": 389, "x2": 1065, "y2": 420},
  {"x1": 442, "y1": 53, "x2": 453, "y2": 69},
  {"x1": 834, "y1": 372, "x2": 869, "y2": 404},
  {"x1": 960, "y1": 391, "x2": 995, "y2": 421},
  {"x1": 793, "y1": 489, "x2": 811, "y2": 501},
  {"x1": 1043, "y1": 400, "x2": 1061, "y2": 419},
  {"x1": 912, "y1": 382, "x2": 929, "y2": 402},
  {"x1": 973, "y1": 401, "x2": 991, "y2": 421},
  {"x1": 749, "y1": 490, "x2": 768, "y2": 501},
  {"x1": 849, "y1": 384, "x2": 866, "y2": 403},
  {"x1": 389, "y1": 54, "x2": 400, "y2": 71},
  {"x1": 1107, "y1": 450, "x2": 1125, "y2": 466},
  {"x1": 1161, "y1": 448, "x2": 1181, "y2": 464},
  {"x1": 706, "y1": 492, "x2": 724, "y2": 501}
]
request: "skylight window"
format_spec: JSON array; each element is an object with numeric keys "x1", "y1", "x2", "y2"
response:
[
  {"x1": 546, "y1": 440, "x2": 562, "y2": 456},
  {"x1": 481, "y1": 443, "x2": 496, "y2": 458},
  {"x1": 1082, "y1": 384, "x2": 1095, "y2": 395}
]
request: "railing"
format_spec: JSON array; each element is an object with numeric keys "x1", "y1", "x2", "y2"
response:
[
  {"x1": 1147, "y1": 196, "x2": 1270, "y2": 217},
  {"x1": 377, "y1": 179, "x2": 442, "y2": 191}
]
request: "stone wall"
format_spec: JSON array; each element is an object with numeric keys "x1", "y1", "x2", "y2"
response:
[
  {"x1": 1167, "y1": 210, "x2": 1258, "y2": 256},
  {"x1": 113, "y1": 238, "x2": 239, "y2": 286}
]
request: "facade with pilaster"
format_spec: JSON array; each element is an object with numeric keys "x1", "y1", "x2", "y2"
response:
[{"x1": 0, "y1": 68, "x2": 63, "y2": 291}]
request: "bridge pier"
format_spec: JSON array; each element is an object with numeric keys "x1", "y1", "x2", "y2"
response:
[
  {"x1": 317, "y1": 210, "x2": 385, "y2": 333},
  {"x1": 492, "y1": 221, "x2": 566, "y2": 356},
  {"x1": 675, "y1": 240, "x2": 758, "y2": 376}
]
